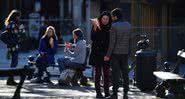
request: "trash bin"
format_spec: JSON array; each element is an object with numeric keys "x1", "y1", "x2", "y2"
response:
[{"x1": 135, "y1": 50, "x2": 157, "y2": 91}]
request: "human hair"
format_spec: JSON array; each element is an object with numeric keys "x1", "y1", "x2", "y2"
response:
[
  {"x1": 42, "y1": 26, "x2": 58, "y2": 40},
  {"x1": 98, "y1": 11, "x2": 112, "y2": 29},
  {"x1": 111, "y1": 8, "x2": 123, "y2": 20},
  {"x1": 5, "y1": 9, "x2": 21, "y2": 26},
  {"x1": 72, "y1": 28, "x2": 83, "y2": 37}
]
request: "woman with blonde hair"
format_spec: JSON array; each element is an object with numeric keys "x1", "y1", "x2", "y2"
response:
[
  {"x1": 31, "y1": 26, "x2": 58, "y2": 83},
  {"x1": 2, "y1": 9, "x2": 25, "y2": 86}
]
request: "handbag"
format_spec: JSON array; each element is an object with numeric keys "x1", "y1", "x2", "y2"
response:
[
  {"x1": 58, "y1": 69, "x2": 76, "y2": 84},
  {"x1": 0, "y1": 31, "x2": 10, "y2": 44},
  {"x1": 0, "y1": 30, "x2": 18, "y2": 46}
]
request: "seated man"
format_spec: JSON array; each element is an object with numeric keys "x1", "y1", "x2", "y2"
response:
[{"x1": 57, "y1": 28, "x2": 87, "y2": 85}]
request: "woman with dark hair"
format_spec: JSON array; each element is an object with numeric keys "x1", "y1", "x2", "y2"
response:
[
  {"x1": 31, "y1": 26, "x2": 58, "y2": 83},
  {"x1": 3, "y1": 9, "x2": 25, "y2": 86},
  {"x1": 90, "y1": 11, "x2": 112, "y2": 98}
]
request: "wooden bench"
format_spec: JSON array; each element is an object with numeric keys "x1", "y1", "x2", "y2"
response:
[
  {"x1": 27, "y1": 44, "x2": 92, "y2": 85},
  {"x1": 154, "y1": 50, "x2": 185, "y2": 98},
  {"x1": 0, "y1": 66, "x2": 34, "y2": 99}
]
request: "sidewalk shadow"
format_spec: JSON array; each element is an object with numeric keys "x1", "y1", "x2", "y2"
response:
[{"x1": 22, "y1": 81, "x2": 95, "y2": 97}]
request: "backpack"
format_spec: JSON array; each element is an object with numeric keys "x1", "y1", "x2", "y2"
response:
[{"x1": 58, "y1": 69, "x2": 76, "y2": 84}]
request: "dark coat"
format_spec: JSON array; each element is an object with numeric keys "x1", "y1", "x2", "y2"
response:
[
  {"x1": 90, "y1": 25, "x2": 110, "y2": 66},
  {"x1": 89, "y1": 11, "x2": 112, "y2": 66},
  {"x1": 38, "y1": 37, "x2": 58, "y2": 64},
  {"x1": 0, "y1": 21, "x2": 19, "y2": 48}
]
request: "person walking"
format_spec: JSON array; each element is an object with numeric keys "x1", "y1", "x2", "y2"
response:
[
  {"x1": 104, "y1": 8, "x2": 131, "y2": 99},
  {"x1": 90, "y1": 11, "x2": 112, "y2": 98},
  {"x1": 2, "y1": 10, "x2": 25, "y2": 86}
]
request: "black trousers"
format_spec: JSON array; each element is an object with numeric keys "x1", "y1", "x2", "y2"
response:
[
  {"x1": 10, "y1": 50, "x2": 18, "y2": 68},
  {"x1": 7, "y1": 50, "x2": 18, "y2": 82},
  {"x1": 110, "y1": 54, "x2": 129, "y2": 93},
  {"x1": 36, "y1": 55, "x2": 49, "y2": 78},
  {"x1": 94, "y1": 65, "x2": 110, "y2": 93}
]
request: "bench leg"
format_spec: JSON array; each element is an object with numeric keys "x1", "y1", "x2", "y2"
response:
[
  {"x1": 12, "y1": 75, "x2": 26, "y2": 99},
  {"x1": 155, "y1": 82, "x2": 166, "y2": 98},
  {"x1": 168, "y1": 83, "x2": 185, "y2": 99}
]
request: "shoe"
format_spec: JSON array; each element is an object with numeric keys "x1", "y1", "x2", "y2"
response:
[
  {"x1": 43, "y1": 77, "x2": 52, "y2": 84},
  {"x1": 80, "y1": 76, "x2": 88, "y2": 86},
  {"x1": 71, "y1": 82, "x2": 80, "y2": 86},
  {"x1": 96, "y1": 92, "x2": 103, "y2": 98},
  {"x1": 106, "y1": 93, "x2": 118, "y2": 99},
  {"x1": 30, "y1": 78, "x2": 43, "y2": 83},
  {"x1": 58, "y1": 82, "x2": 70, "y2": 86},
  {"x1": 7, "y1": 80, "x2": 18, "y2": 86},
  {"x1": 104, "y1": 92, "x2": 110, "y2": 98},
  {"x1": 123, "y1": 93, "x2": 128, "y2": 99}
]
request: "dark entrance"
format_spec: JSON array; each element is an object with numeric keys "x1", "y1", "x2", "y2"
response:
[{"x1": 169, "y1": 0, "x2": 185, "y2": 61}]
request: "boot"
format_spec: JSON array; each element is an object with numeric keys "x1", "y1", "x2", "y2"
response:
[
  {"x1": 106, "y1": 93, "x2": 118, "y2": 99},
  {"x1": 123, "y1": 91, "x2": 128, "y2": 99},
  {"x1": 104, "y1": 92, "x2": 110, "y2": 98},
  {"x1": 7, "y1": 76, "x2": 18, "y2": 86},
  {"x1": 96, "y1": 90, "x2": 103, "y2": 98}
]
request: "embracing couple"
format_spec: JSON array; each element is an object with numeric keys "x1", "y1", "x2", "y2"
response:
[{"x1": 90, "y1": 8, "x2": 131, "y2": 99}]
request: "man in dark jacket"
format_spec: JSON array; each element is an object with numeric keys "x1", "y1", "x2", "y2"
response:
[{"x1": 104, "y1": 8, "x2": 131, "y2": 99}]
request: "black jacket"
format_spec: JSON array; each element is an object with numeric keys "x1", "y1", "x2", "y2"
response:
[{"x1": 90, "y1": 25, "x2": 110, "y2": 66}]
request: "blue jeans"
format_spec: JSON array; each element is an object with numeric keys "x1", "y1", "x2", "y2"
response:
[
  {"x1": 57, "y1": 58, "x2": 83, "y2": 73},
  {"x1": 35, "y1": 54, "x2": 49, "y2": 79}
]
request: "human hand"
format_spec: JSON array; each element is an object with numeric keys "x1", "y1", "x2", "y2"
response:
[
  {"x1": 65, "y1": 43, "x2": 73, "y2": 48},
  {"x1": 49, "y1": 38, "x2": 54, "y2": 48},
  {"x1": 90, "y1": 18, "x2": 101, "y2": 31},
  {"x1": 104, "y1": 56, "x2": 110, "y2": 61}
]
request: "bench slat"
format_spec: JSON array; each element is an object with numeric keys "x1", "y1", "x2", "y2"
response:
[
  {"x1": 177, "y1": 50, "x2": 185, "y2": 59},
  {"x1": 0, "y1": 68, "x2": 34, "y2": 77},
  {"x1": 153, "y1": 71, "x2": 185, "y2": 80}
]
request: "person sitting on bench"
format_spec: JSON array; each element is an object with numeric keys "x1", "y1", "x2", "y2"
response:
[
  {"x1": 31, "y1": 26, "x2": 58, "y2": 83},
  {"x1": 57, "y1": 28, "x2": 87, "y2": 85}
]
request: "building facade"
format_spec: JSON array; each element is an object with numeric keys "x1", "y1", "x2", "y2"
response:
[{"x1": 0, "y1": 0, "x2": 185, "y2": 61}]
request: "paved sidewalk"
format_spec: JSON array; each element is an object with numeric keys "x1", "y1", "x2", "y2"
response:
[
  {"x1": 0, "y1": 41, "x2": 157, "y2": 99},
  {"x1": 0, "y1": 80, "x2": 156, "y2": 99}
]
